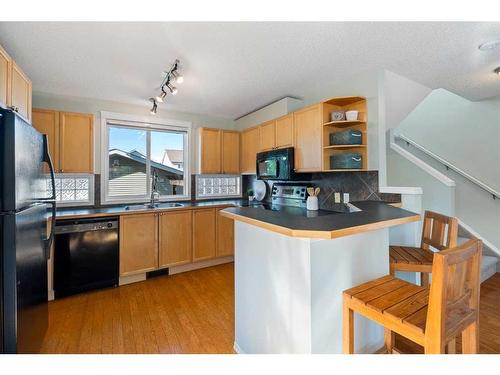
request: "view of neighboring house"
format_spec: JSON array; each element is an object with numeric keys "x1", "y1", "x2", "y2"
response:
[
  {"x1": 162, "y1": 149, "x2": 184, "y2": 170},
  {"x1": 109, "y1": 148, "x2": 184, "y2": 196}
]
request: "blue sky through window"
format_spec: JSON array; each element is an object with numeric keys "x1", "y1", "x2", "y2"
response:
[{"x1": 109, "y1": 126, "x2": 184, "y2": 164}]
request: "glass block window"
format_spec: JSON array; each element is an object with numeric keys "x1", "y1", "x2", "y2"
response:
[
  {"x1": 196, "y1": 175, "x2": 242, "y2": 199},
  {"x1": 46, "y1": 174, "x2": 94, "y2": 206}
]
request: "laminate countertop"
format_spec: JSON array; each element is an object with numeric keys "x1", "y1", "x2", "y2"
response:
[
  {"x1": 220, "y1": 201, "x2": 420, "y2": 239},
  {"x1": 55, "y1": 199, "x2": 256, "y2": 220}
]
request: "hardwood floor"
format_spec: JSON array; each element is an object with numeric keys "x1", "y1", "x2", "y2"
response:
[
  {"x1": 40, "y1": 263, "x2": 235, "y2": 354},
  {"x1": 39, "y1": 265, "x2": 500, "y2": 354}
]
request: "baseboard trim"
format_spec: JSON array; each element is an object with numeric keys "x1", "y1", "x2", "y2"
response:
[
  {"x1": 119, "y1": 273, "x2": 147, "y2": 286},
  {"x1": 233, "y1": 342, "x2": 244, "y2": 354},
  {"x1": 169, "y1": 256, "x2": 234, "y2": 275}
]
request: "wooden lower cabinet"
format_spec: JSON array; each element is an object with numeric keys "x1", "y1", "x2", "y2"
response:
[
  {"x1": 159, "y1": 210, "x2": 193, "y2": 267},
  {"x1": 216, "y1": 208, "x2": 234, "y2": 257},
  {"x1": 119, "y1": 213, "x2": 158, "y2": 276},
  {"x1": 192, "y1": 208, "x2": 216, "y2": 262},
  {"x1": 119, "y1": 206, "x2": 234, "y2": 278}
]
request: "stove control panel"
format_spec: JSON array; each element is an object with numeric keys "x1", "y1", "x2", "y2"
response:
[{"x1": 271, "y1": 183, "x2": 312, "y2": 207}]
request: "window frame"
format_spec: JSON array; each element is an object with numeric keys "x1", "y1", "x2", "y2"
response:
[{"x1": 100, "y1": 111, "x2": 192, "y2": 205}]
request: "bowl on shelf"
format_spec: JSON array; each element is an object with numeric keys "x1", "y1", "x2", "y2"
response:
[
  {"x1": 330, "y1": 111, "x2": 345, "y2": 122},
  {"x1": 345, "y1": 110, "x2": 359, "y2": 121}
]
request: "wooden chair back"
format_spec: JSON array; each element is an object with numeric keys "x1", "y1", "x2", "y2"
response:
[
  {"x1": 420, "y1": 211, "x2": 458, "y2": 251},
  {"x1": 425, "y1": 239, "x2": 482, "y2": 352}
]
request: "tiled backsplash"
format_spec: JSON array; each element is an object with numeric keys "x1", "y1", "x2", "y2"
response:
[
  {"x1": 75, "y1": 171, "x2": 399, "y2": 209},
  {"x1": 243, "y1": 171, "x2": 400, "y2": 209}
]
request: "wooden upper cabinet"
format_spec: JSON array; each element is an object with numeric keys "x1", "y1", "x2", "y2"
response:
[
  {"x1": 0, "y1": 44, "x2": 11, "y2": 109},
  {"x1": 59, "y1": 112, "x2": 94, "y2": 173},
  {"x1": 293, "y1": 104, "x2": 322, "y2": 172},
  {"x1": 259, "y1": 120, "x2": 276, "y2": 151},
  {"x1": 10, "y1": 61, "x2": 32, "y2": 123},
  {"x1": 119, "y1": 213, "x2": 158, "y2": 276},
  {"x1": 216, "y1": 208, "x2": 234, "y2": 257},
  {"x1": 192, "y1": 208, "x2": 216, "y2": 262},
  {"x1": 240, "y1": 126, "x2": 259, "y2": 174},
  {"x1": 159, "y1": 210, "x2": 192, "y2": 268},
  {"x1": 200, "y1": 128, "x2": 222, "y2": 174},
  {"x1": 275, "y1": 113, "x2": 294, "y2": 149},
  {"x1": 222, "y1": 130, "x2": 240, "y2": 174},
  {"x1": 32, "y1": 109, "x2": 60, "y2": 172}
]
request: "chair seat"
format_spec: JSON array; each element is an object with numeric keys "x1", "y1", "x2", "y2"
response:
[
  {"x1": 389, "y1": 246, "x2": 434, "y2": 273},
  {"x1": 343, "y1": 275, "x2": 430, "y2": 343}
]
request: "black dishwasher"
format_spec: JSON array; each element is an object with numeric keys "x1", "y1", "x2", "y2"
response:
[{"x1": 54, "y1": 217, "x2": 119, "y2": 298}]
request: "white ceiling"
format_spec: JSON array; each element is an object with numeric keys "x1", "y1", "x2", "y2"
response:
[{"x1": 1, "y1": 22, "x2": 499, "y2": 119}]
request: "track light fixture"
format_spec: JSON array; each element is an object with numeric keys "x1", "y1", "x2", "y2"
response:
[
  {"x1": 148, "y1": 59, "x2": 184, "y2": 113},
  {"x1": 495, "y1": 67, "x2": 500, "y2": 76},
  {"x1": 149, "y1": 98, "x2": 158, "y2": 115}
]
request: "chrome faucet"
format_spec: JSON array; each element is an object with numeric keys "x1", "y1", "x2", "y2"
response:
[{"x1": 150, "y1": 170, "x2": 160, "y2": 207}]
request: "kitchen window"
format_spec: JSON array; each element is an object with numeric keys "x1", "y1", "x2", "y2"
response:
[
  {"x1": 101, "y1": 112, "x2": 191, "y2": 204},
  {"x1": 196, "y1": 175, "x2": 242, "y2": 199},
  {"x1": 46, "y1": 174, "x2": 94, "y2": 207}
]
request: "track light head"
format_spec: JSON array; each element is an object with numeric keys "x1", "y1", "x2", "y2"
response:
[
  {"x1": 155, "y1": 88, "x2": 167, "y2": 103},
  {"x1": 172, "y1": 70, "x2": 184, "y2": 84},
  {"x1": 149, "y1": 98, "x2": 158, "y2": 115},
  {"x1": 167, "y1": 84, "x2": 178, "y2": 95},
  {"x1": 495, "y1": 67, "x2": 500, "y2": 76}
]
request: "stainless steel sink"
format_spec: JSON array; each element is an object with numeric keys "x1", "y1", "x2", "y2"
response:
[
  {"x1": 124, "y1": 203, "x2": 159, "y2": 211},
  {"x1": 124, "y1": 202, "x2": 184, "y2": 211},
  {"x1": 161, "y1": 203, "x2": 184, "y2": 208}
]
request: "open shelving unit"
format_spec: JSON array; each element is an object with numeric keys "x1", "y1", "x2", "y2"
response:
[{"x1": 321, "y1": 96, "x2": 368, "y2": 171}]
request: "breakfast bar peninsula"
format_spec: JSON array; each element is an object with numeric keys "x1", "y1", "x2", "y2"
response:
[{"x1": 221, "y1": 201, "x2": 420, "y2": 354}]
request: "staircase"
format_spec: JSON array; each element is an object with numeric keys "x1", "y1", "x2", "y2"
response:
[
  {"x1": 457, "y1": 231, "x2": 498, "y2": 284},
  {"x1": 388, "y1": 132, "x2": 499, "y2": 283}
]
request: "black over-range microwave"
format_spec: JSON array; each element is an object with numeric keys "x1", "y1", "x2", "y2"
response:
[{"x1": 256, "y1": 147, "x2": 295, "y2": 180}]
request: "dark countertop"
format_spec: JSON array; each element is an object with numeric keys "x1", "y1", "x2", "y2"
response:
[
  {"x1": 220, "y1": 201, "x2": 420, "y2": 239},
  {"x1": 55, "y1": 198, "x2": 256, "y2": 220}
]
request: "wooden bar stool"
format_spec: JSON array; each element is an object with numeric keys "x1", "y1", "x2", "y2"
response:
[
  {"x1": 390, "y1": 211, "x2": 458, "y2": 287},
  {"x1": 343, "y1": 239, "x2": 482, "y2": 354}
]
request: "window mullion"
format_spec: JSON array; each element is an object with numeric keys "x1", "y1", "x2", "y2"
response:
[{"x1": 146, "y1": 130, "x2": 151, "y2": 199}]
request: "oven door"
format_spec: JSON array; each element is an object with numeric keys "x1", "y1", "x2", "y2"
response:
[{"x1": 257, "y1": 158, "x2": 279, "y2": 179}]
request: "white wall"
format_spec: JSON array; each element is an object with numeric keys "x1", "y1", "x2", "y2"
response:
[
  {"x1": 381, "y1": 70, "x2": 432, "y2": 186},
  {"x1": 32, "y1": 91, "x2": 236, "y2": 174},
  {"x1": 396, "y1": 89, "x2": 500, "y2": 192}
]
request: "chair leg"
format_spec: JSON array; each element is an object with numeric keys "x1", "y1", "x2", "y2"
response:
[
  {"x1": 424, "y1": 339, "x2": 446, "y2": 354},
  {"x1": 343, "y1": 297, "x2": 354, "y2": 354},
  {"x1": 446, "y1": 338, "x2": 456, "y2": 354},
  {"x1": 421, "y1": 272, "x2": 430, "y2": 287},
  {"x1": 384, "y1": 329, "x2": 395, "y2": 354},
  {"x1": 462, "y1": 321, "x2": 479, "y2": 354}
]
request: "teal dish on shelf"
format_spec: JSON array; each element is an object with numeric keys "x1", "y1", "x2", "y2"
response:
[
  {"x1": 330, "y1": 153, "x2": 363, "y2": 169},
  {"x1": 329, "y1": 129, "x2": 362, "y2": 145}
]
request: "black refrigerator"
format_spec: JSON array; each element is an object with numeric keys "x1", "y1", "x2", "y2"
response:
[{"x1": 0, "y1": 108, "x2": 56, "y2": 353}]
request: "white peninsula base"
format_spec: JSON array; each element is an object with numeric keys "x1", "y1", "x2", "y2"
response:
[{"x1": 234, "y1": 221, "x2": 390, "y2": 354}]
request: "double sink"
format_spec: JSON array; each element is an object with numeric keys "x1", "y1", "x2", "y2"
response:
[{"x1": 124, "y1": 202, "x2": 185, "y2": 211}]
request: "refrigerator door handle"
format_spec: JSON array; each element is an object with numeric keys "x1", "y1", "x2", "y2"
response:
[{"x1": 41, "y1": 134, "x2": 57, "y2": 259}]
